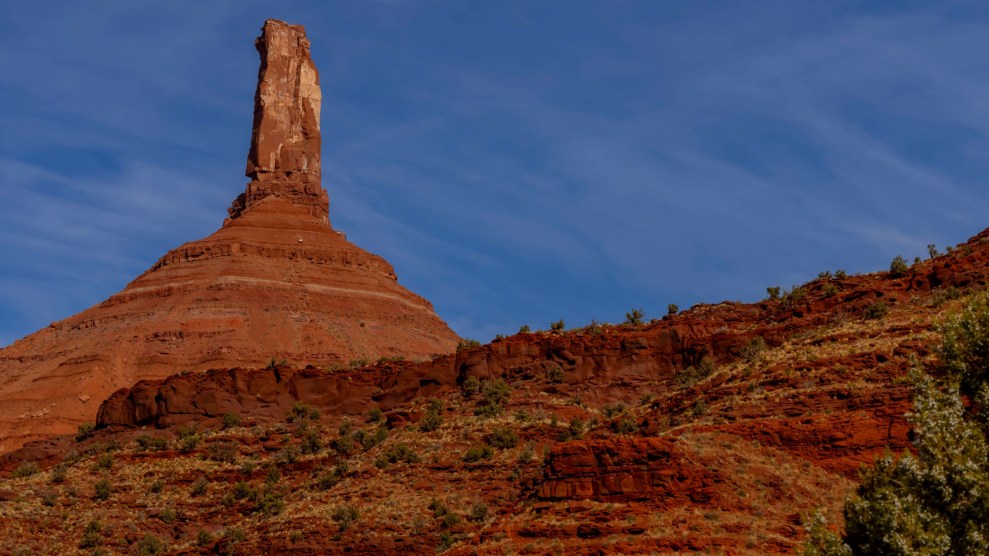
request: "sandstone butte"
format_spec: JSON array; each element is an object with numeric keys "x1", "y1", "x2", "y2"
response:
[{"x1": 0, "y1": 19, "x2": 459, "y2": 454}]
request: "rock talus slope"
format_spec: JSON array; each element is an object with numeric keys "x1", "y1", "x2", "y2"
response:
[{"x1": 0, "y1": 19, "x2": 459, "y2": 453}]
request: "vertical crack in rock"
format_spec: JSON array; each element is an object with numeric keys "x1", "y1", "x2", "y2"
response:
[{"x1": 231, "y1": 19, "x2": 329, "y2": 223}]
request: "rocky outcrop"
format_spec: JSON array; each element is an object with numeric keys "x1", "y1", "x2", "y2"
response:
[{"x1": 0, "y1": 19, "x2": 459, "y2": 453}]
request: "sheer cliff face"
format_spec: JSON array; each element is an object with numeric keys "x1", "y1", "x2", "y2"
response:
[
  {"x1": 233, "y1": 19, "x2": 329, "y2": 222},
  {"x1": 0, "y1": 19, "x2": 460, "y2": 453}
]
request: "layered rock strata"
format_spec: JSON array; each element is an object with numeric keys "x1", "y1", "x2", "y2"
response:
[{"x1": 0, "y1": 19, "x2": 459, "y2": 452}]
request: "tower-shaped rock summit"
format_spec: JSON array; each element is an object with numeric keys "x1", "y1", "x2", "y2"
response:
[
  {"x1": 232, "y1": 19, "x2": 329, "y2": 221},
  {"x1": 0, "y1": 20, "x2": 460, "y2": 453}
]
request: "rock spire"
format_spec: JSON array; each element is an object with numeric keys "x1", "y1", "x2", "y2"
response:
[{"x1": 230, "y1": 19, "x2": 329, "y2": 222}]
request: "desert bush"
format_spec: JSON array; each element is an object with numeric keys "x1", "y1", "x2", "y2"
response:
[
  {"x1": 889, "y1": 255, "x2": 909, "y2": 278},
  {"x1": 766, "y1": 286, "x2": 781, "y2": 301},
  {"x1": 928, "y1": 244, "x2": 940, "y2": 259},
  {"x1": 287, "y1": 402, "x2": 320, "y2": 423},
  {"x1": 383, "y1": 443, "x2": 421, "y2": 465},
  {"x1": 741, "y1": 337, "x2": 767, "y2": 362},
  {"x1": 50, "y1": 463, "x2": 67, "y2": 484},
  {"x1": 457, "y1": 338, "x2": 481, "y2": 351},
  {"x1": 863, "y1": 300, "x2": 888, "y2": 320},
  {"x1": 196, "y1": 530, "x2": 214, "y2": 547},
  {"x1": 419, "y1": 401, "x2": 444, "y2": 432},
  {"x1": 667, "y1": 304, "x2": 679, "y2": 315},
  {"x1": 79, "y1": 520, "x2": 102, "y2": 549},
  {"x1": 222, "y1": 412, "x2": 241, "y2": 429},
  {"x1": 624, "y1": 308, "x2": 645, "y2": 325},
  {"x1": 517, "y1": 442, "x2": 535, "y2": 464},
  {"x1": 550, "y1": 319, "x2": 565, "y2": 331},
  {"x1": 331, "y1": 434, "x2": 356, "y2": 455},
  {"x1": 781, "y1": 286, "x2": 808, "y2": 309},
  {"x1": 93, "y1": 453, "x2": 113, "y2": 471},
  {"x1": 40, "y1": 489, "x2": 57, "y2": 507},
  {"x1": 331, "y1": 504, "x2": 359, "y2": 531},
  {"x1": 159, "y1": 507, "x2": 176, "y2": 524},
  {"x1": 135, "y1": 534, "x2": 166, "y2": 556},
  {"x1": 356, "y1": 426, "x2": 388, "y2": 451},
  {"x1": 464, "y1": 444, "x2": 494, "y2": 463},
  {"x1": 675, "y1": 357, "x2": 716, "y2": 388},
  {"x1": 602, "y1": 403, "x2": 626, "y2": 418},
  {"x1": 190, "y1": 476, "x2": 209, "y2": 497},
  {"x1": 253, "y1": 487, "x2": 285, "y2": 516},
  {"x1": 822, "y1": 283, "x2": 839, "y2": 298},
  {"x1": 489, "y1": 427, "x2": 519, "y2": 449},
  {"x1": 149, "y1": 479, "x2": 164, "y2": 494},
  {"x1": 298, "y1": 425, "x2": 323, "y2": 455},
  {"x1": 469, "y1": 501, "x2": 489, "y2": 522},
  {"x1": 367, "y1": 407, "x2": 383, "y2": 423},
  {"x1": 208, "y1": 441, "x2": 239, "y2": 463},
  {"x1": 77, "y1": 422, "x2": 96, "y2": 438},
  {"x1": 835, "y1": 269, "x2": 847, "y2": 279},
  {"x1": 547, "y1": 365, "x2": 565, "y2": 383},
  {"x1": 461, "y1": 375, "x2": 481, "y2": 397},
  {"x1": 611, "y1": 417, "x2": 638, "y2": 434},
  {"x1": 94, "y1": 478, "x2": 112, "y2": 501},
  {"x1": 177, "y1": 433, "x2": 200, "y2": 453},
  {"x1": 518, "y1": 324, "x2": 531, "y2": 333},
  {"x1": 931, "y1": 286, "x2": 962, "y2": 308},
  {"x1": 12, "y1": 461, "x2": 39, "y2": 479},
  {"x1": 136, "y1": 434, "x2": 169, "y2": 452},
  {"x1": 475, "y1": 379, "x2": 512, "y2": 418}
]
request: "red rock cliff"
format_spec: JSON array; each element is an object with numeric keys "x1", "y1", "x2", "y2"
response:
[{"x1": 0, "y1": 19, "x2": 460, "y2": 453}]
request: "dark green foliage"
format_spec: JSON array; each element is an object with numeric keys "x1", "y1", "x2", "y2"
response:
[
  {"x1": 233, "y1": 481, "x2": 253, "y2": 500},
  {"x1": 602, "y1": 403, "x2": 626, "y2": 418},
  {"x1": 265, "y1": 465, "x2": 281, "y2": 485},
  {"x1": 277, "y1": 445, "x2": 300, "y2": 464},
  {"x1": 40, "y1": 489, "x2": 57, "y2": 507},
  {"x1": 93, "y1": 453, "x2": 113, "y2": 471},
  {"x1": 805, "y1": 293, "x2": 989, "y2": 555},
  {"x1": 889, "y1": 255, "x2": 909, "y2": 278},
  {"x1": 624, "y1": 308, "x2": 645, "y2": 325},
  {"x1": 253, "y1": 487, "x2": 285, "y2": 516},
  {"x1": 135, "y1": 534, "x2": 166, "y2": 556},
  {"x1": 190, "y1": 476, "x2": 208, "y2": 497},
  {"x1": 419, "y1": 400, "x2": 444, "y2": 432},
  {"x1": 149, "y1": 479, "x2": 164, "y2": 494},
  {"x1": 12, "y1": 461, "x2": 38, "y2": 478},
  {"x1": 611, "y1": 417, "x2": 638, "y2": 435},
  {"x1": 766, "y1": 286, "x2": 781, "y2": 301},
  {"x1": 931, "y1": 286, "x2": 962, "y2": 308},
  {"x1": 489, "y1": 427, "x2": 519, "y2": 449},
  {"x1": 462, "y1": 375, "x2": 481, "y2": 397},
  {"x1": 367, "y1": 407, "x2": 383, "y2": 423},
  {"x1": 384, "y1": 443, "x2": 421, "y2": 465},
  {"x1": 331, "y1": 505, "x2": 359, "y2": 531},
  {"x1": 675, "y1": 358, "x2": 716, "y2": 388},
  {"x1": 94, "y1": 479, "x2": 111, "y2": 501},
  {"x1": 818, "y1": 271, "x2": 833, "y2": 280},
  {"x1": 464, "y1": 444, "x2": 494, "y2": 462},
  {"x1": 356, "y1": 426, "x2": 388, "y2": 451},
  {"x1": 550, "y1": 319, "x2": 565, "y2": 331},
  {"x1": 469, "y1": 501, "x2": 488, "y2": 522},
  {"x1": 668, "y1": 303, "x2": 679, "y2": 315},
  {"x1": 928, "y1": 244, "x2": 940, "y2": 259},
  {"x1": 429, "y1": 498, "x2": 462, "y2": 529},
  {"x1": 835, "y1": 269, "x2": 847, "y2": 279},
  {"x1": 863, "y1": 300, "x2": 888, "y2": 320},
  {"x1": 822, "y1": 283, "x2": 839, "y2": 298},
  {"x1": 287, "y1": 402, "x2": 320, "y2": 423},
  {"x1": 518, "y1": 324, "x2": 531, "y2": 334},
  {"x1": 222, "y1": 412, "x2": 242, "y2": 429},
  {"x1": 208, "y1": 441, "x2": 238, "y2": 463},
  {"x1": 196, "y1": 530, "x2": 214, "y2": 547},
  {"x1": 781, "y1": 286, "x2": 808, "y2": 309},
  {"x1": 475, "y1": 379, "x2": 512, "y2": 417},
  {"x1": 517, "y1": 442, "x2": 535, "y2": 464},
  {"x1": 76, "y1": 422, "x2": 96, "y2": 438},
  {"x1": 159, "y1": 507, "x2": 176, "y2": 524},
  {"x1": 741, "y1": 337, "x2": 767, "y2": 362},
  {"x1": 136, "y1": 434, "x2": 169, "y2": 452},
  {"x1": 457, "y1": 338, "x2": 481, "y2": 351},
  {"x1": 547, "y1": 365, "x2": 565, "y2": 383},
  {"x1": 298, "y1": 424, "x2": 324, "y2": 455},
  {"x1": 50, "y1": 463, "x2": 67, "y2": 484},
  {"x1": 79, "y1": 520, "x2": 102, "y2": 549}
]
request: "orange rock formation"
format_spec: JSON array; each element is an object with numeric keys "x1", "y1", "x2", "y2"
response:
[{"x1": 0, "y1": 19, "x2": 459, "y2": 453}]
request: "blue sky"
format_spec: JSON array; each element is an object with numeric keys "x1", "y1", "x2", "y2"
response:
[{"x1": 2, "y1": 1, "x2": 989, "y2": 347}]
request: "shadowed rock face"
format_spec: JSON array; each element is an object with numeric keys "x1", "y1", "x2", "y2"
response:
[{"x1": 0, "y1": 19, "x2": 459, "y2": 453}]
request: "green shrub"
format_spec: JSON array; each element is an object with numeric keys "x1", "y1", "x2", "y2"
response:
[
  {"x1": 822, "y1": 283, "x2": 839, "y2": 298},
  {"x1": 518, "y1": 324, "x2": 531, "y2": 334},
  {"x1": 835, "y1": 269, "x2": 847, "y2": 279},
  {"x1": 159, "y1": 507, "x2": 176, "y2": 524},
  {"x1": 766, "y1": 286, "x2": 781, "y2": 301},
  {"x1": 489, "y1": 427, "x2": 519, "y2": 449},
  {"x1": 475, "y1": 379, "x2": 512, "y2": 417},
  {"x1": 624, "y1": 308, "x2": 645, "y2": 325},
  {"x1": 94, "y1": 479, "x2": 111, "y2": 501},
  {"x1": 384, "y1": 443, "x2": 421, "y2": 465},
  {"x1": 464, "y1": 444, "x2": 494, "y2": 463},
  {"x1": 196, "y1": 530, "x2": 214, "y2": 547},
  {"x1": 93, "y1": 453, "x2": 113, "y2": 471},
  {"x1": 547, "y1": 365, "x2": 565, "y2": 384},
  {"x1": 222, "y1": 412, "x2": 242, "y2": 429},
  {"x1": 667, "y1": 303, "x2": 679, "y2": 315},
  {"x1": 419, "y1": 401, "x2": 444, "y2": 432},
  {"x1": 50, "y1": 463, "x2": 67, "y2": 484},
  {"x1": 931, "y1": 286, "x2": 962, "y2": 308},
  {"x1": 461, "y1": 375, "x2": 481, "y2": 397},
  {"x1": 177, "y1": 434, "x2": 200, "y2": 453},
  {"x1": 889, "y1": 255, "x2": 909, "y2": 278},
  {"x1": 469, "y1": 501, "x2": 489, "y2": 522},
  {"x1": 190, "y1": 476, "x2": 209, "y2": 497},
  {"x1": 79, "y1": 520, "x2": 102, "y2": 549},
  {"x1": 208, "y1": 441, "x2": 239, "y2": 463},
  {"x1": 135, "y1": 534, "x2": 166, "y2": 556},
  {"x1": 287, "y1": 402, "x2": 320, "y2": 423},
  {"x1": 863, "y1": 300, "x2": 888, "y2": 320},
  {"x1": 602, "y1": 403, "x2": 626, "y2": 418},
  {"x1": 740, "y1": 337, "x2": 767, "y2": 362},
  {"x1": 939, "y1": 290, "x2": 989, "y2": 397},
  {"x1": 77, "y1": 422, "x2": 96, "y2": 438},
  {"x1": 457, "y1": 338, "x2": 481, "y2": 351},
  {"x1": 136, "y1": 434, "x2": 169, "y2": 452},
  {"x1": 611, "y1": 417, "x2": 638, "y2": 434},
  {"x1": 12, "y1": 461, "x2": 39, "y2": 478},
  {"x1": 675, "y1": 357, "x2": 716, "y2": 388},
  {"x1": 367, "y1": 407, "x2": 383, "y2": 423},
  {"x1": 331, "y1": 504, "x2": 359, "y2": 531},
  {"x1": 550, "y1": 319, "x2": 565, "y2": 331},
  {"x1": 253, "y1": 487, "x2": 285, "y2": 516},
  {"x1": 928, "y1": 244, "x2": 940, "y2": 259}
]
